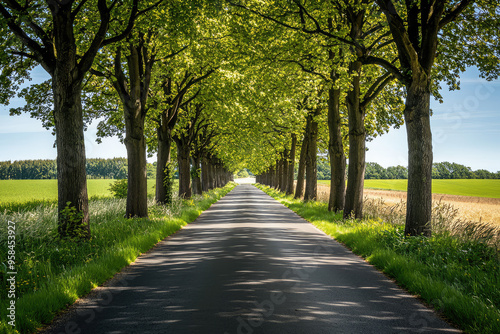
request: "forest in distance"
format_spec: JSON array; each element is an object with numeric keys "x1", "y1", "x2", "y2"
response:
[
  {"x1": 1, "y1": 158, "x2": 499, "y2": 180},
  {"x1": 0, "y1": 158, "x2": 154, "y2": 180}
]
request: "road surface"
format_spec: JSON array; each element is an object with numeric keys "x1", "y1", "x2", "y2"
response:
[{"x1": 42, "y1": 184, "x2": 458, "y2": 334}]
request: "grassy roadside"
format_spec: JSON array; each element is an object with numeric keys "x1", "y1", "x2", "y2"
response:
[
  {"x1": 0, "y1": 183, "x2": 235, "y2": 334},
  {"x1": 256, "y1": 184, "x2": 500, "y2": 334}
]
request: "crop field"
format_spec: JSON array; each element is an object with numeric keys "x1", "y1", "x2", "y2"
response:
[
  {"x1": 318, "y1": 179, "x2": 500, "y2": 198},
  {"x1": 0, "y1": 179, "x2": 157, "y2": 204},
  {"x1": 317, "y1": 179, "x2": 500, "y2": 225}
]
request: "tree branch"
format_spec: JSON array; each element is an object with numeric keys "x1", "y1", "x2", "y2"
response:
[
  {"x1": 137, "y1": 0, "x2": 163, "y2": 16},
  {"x1": 228, "y1": 0, "x2": 356, "y2": 47},
  {"x1": 282, "y1": 59, "x2": 329, "y2": 82},
  {"x1": 89, "y1": 68, "x2": 107, "y2": 77},
  {"x1": 0, "y1": 3, "x2": 49, "y2": 70},
  {"x1": 71, "y1": 0, "x2": 89, "y2": 20},
  {"x1": 157, "y1": 45, "x2": 188, "y2": 62},
  {"x1": 101, "y1": 0, "x2": 139, "y2": 46},
  {"x1": 361, "y1": 71, "x2": 394, "y2": 108},
  {"x1": 77, "y1": 0, "x2": 111, "y2": 77},
  {"x1": 439, "y1": 0, "x2": 473, "y2": 29},
  {"x1": 375, "y1": 0, "x2": 417, "y2": 73},
  {"x1": 112, "y1": 47, "x2": 130, "y2": 102},
  {"x1": 361, "y1": 55, "x2": 404, "y2": 82},
  {"x1": 293, "y1": 0, "x2": 358, "y2": 47}
]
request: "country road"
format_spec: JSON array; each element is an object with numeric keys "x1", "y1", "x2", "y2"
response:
[{"x1": 41, "y1": 184, "x2": 458, "y2": 334}]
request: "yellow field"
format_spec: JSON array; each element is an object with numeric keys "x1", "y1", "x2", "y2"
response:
[{"x1": 316, "y1": 183, "x2": 500, "y2": 226}]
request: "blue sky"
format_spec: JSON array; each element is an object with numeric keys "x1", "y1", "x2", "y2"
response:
[
  {"x1": 1, "y1": 67, "x2": 499, "y2": 172},
  {"x1": 366, "y1": 67, "x2": 500, "y2": 172}
]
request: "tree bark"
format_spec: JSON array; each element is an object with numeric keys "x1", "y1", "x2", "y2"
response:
[
  {"x1": 218, "y1": 165, "x2": 223, "y2": 187},
  {"x1": 124, "y1": 106, "x2": 148, "y2": 218},
  {"x1": 116, "y1": 44, "x2": 149, "y2": 218},
  {"x1": 52, "y1": 8, "x2": 89, "y2": 238},
  {"x1": 374, "y1": 0, "x2": 454, "y2": 236},
  {"x1": 156, "y1": 124, "x2": 173, "y2": 204},
  {"x1": 276, "y1": 158, "x2": 282, "y2": 191},
  {"x1": 328, "y1": 83, "x2": 346, "y2": 213},
  {"x1": 343, "y1": 59, "x2": 366, "y2": 219},
  {"x1": 201, "y1": 155, "x2": 210, "y2": 192},
  {"x1": 191, "y1": 156, "x2": 202, "y2": 195},
  {"x1": 295, "y1": 132, "x2": 308, "y2": 199},
  {"x1": 281, "y1": 151, "x2": 288, "y2": 193},
  {"x1": 176, "y1": 140, "x2": 192, "y2": 199},
  {"x1": 268, "y1": 165, "x2": 275, "y2": 188},
  {"x1": 214, "y1": 162, "x2": 220, "y2": 188},
  {"x1": 304, "y1": 113, "x2": 318, "y2": 201},
  {"x1": 404, "y1": 80, "x2": 433, "y2": 236},
  {"x1": 54, "y1": 84, "x2": 90, "y2": 238},
  {"x1": 208, "y1": 158, "x2": 215, "y2": 190},
  {"x1": 286, "y1": 134, "x2": 296, "y2": 195}
]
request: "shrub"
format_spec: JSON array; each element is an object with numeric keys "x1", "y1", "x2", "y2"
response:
[{"x1": 108, "y1": 179, "x2": 127, "y2": 199}]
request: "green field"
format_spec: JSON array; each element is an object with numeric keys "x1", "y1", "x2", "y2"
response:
[
  {"x1": 0, "y1": 179, "x2": 157, "y2": 204},
  {"x1": 317, "y1": 179, "x2": 500, "y2": 198}
]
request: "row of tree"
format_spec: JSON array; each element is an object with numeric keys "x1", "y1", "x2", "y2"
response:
[
  {"x1": 1, "y1": 1, "x2": 241, "y2": 238},
  {"x1": 0, "y1": 158, "x2": 162, "y2": 180},
  {"x1": 1, "y1": 1, "x2": 499, "y2": 239},
  {"x1": 242, "y1": 0, "x2": 498, "y2": 237}
]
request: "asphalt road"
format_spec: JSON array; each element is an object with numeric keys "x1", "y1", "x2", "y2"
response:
[{"x1": 42, "y1": 184, "x2": 459, "y2": 334}]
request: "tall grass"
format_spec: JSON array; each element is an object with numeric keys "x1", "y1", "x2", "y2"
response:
[
  {"x1": 257, "y1": 184, "x2": 500, "y2": 334},
  {"x1": 0, "y1": 183, "x2": 235, "y2": 334},
  {"x1": 361, "y1": 197, "x2": 500, "y2": 248}
]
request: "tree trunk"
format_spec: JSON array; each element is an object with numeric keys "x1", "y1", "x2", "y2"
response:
[
  {"x1": 281, "y1": 151, "x2": 288, "y2": 193},
  {"x1": 404, "y1": 81, "x2": 433, "y2": 236},
  {"x1": 214, "y1": 163, "x2": 220, "y2": 188},
  {"x1": 208, "y1": 159, "x2": 215, "y2": 190},
  {"x1": 51, "y1": 6, "x2": 90, "y2": 238},
  {"x1": 176, "y1": 140, "x2": 192, "y2": 199},
  {"x1": 54, "y1": 84, "x2": 90, "y2": 238},
  {"x1": 155, "y1": 125, "x2": 173, "y2": 204},
  {"x1": 201, "y1": 155, "x2": 210, "y2": 192},
  {"x1": 344, "y1": 60, "x2": 365, "y2": 219},
  {"x1": 286, "y1": 134, "x2": 296, "y2": 195},
  {"x1": 304, "y1": 113, "x2": 318, "y2": 201},
  {"x1": 124, "y1": 106, "x2": 148, "y2": 218},
  {"x1": 109, "y1": 41, "x2": 150, "y2": 218},
  {"x1": 191, "y1": 156, "x2": 202, "y2": 195},
  {"x1": 276, "y1": 158, "x2": 282, "y2": 191},
  {"x1": 51, "y1": 5, "x2": 90, "y2": 238},
  {"x1": 267, "y1": 165, "x2": 274, "y2": 188},
  {"x1": 295, "y1": 132, "x2": 308, "y2": 199},
  {"x1": 328, "y1": 85, "x2": 346, "y2": 212}
]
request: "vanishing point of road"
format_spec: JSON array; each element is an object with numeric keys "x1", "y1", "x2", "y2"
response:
[{"x1": 42, "y1": 184, "x2": 458, "y2": 334}]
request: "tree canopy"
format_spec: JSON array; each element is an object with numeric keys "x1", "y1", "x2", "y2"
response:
[{"x1": 1, "y1": 0, "x2": 498, "y2": 237}]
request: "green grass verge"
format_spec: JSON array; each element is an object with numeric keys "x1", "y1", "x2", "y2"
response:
[
  {"x1": 256, "y1": 184, "x2": 500, "y2": 334},
  {"x1": 318, "y1": 179, "x2": 500, "y2": 198},
  {"x1": 0, "y1": 183, "x2": 235, "y2": 334}
]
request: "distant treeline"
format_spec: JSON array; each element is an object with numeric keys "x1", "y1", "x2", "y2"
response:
[
  {"x1": 316, "y1": 160, "x2": 499, "y2": 180},
  {"x1": 0, "y1": 158, "x2": 157, "y2": 180}
]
